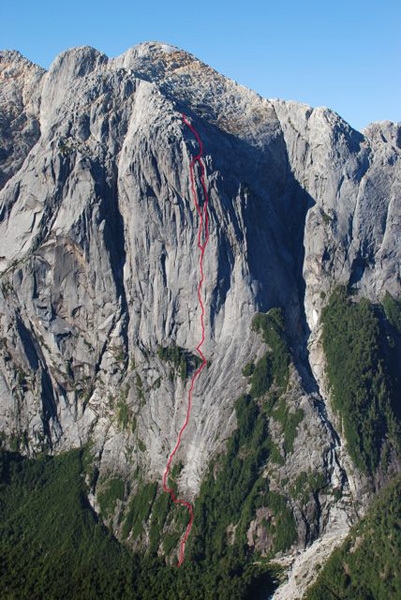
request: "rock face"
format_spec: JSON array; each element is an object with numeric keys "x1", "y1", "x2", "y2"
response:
[
  {"x1": 0, "y1": 51, "x2": 44, "y2": 189},
  {"x1": 0, "y1": 41, "x2": 400, "y2": 596}
]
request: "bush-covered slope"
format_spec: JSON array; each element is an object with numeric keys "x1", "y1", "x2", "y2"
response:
[
  {"x1": 305, "y1": 474, "x2": 401, "y2": 599},
  {"x1": 303, "y1": 289, "x2": 401, "y2": 599},
  {"x1": 321, "y1": 287, "x2": 401, "y2": 473}
]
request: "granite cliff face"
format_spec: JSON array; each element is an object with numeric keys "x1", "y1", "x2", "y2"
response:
[{"x1": 0, "y1": 42, "x2": 400, "y2": 597}]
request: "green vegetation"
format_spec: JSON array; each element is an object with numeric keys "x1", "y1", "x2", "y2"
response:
[
  {"x1": 242, "y1": 361, "x2": 255, "y2": 377},
  {"x1": 117, "y1": 398, "x2": 129, "y2": 428},
  {"x1": 58, "y1": 138, "x2": 74, "y2": 156},
  {"x1": 148, "y1": 490, "x2": 171, "y2": 554},
  {"x1": 305, "y1": 474, "x2": 401, "y2": 600},
  {"x1": 0, "y1": 448, "x2": 135, "y2": 599},
  {"x1": 321, "y1": 287, "x2": 400, "y2": 473},
  {"x1": 116, "y1": 384, "x2": 134, "y2": 430},
  {"x1": 122, "y1": 462, "x2": 190, "y2": 559},
  {"x1": 263, "y1": 491, "x2": 297, "y2": 552},
  {"x1": 0, "y1": 448, "x2": 280, "y2": 599},
  {"x1": 382, "y1": 291, "x2": 401, "y2": 333},
  {"x1": 272, "y1": 399, "x2": 304, "y2": 455},
  {"x1": 250, "y1": 309, "x2": 290, "y2": 396},
  {"x1": 122, "y1": 482, "x2": 158, "y2": 539},
  {"x1": 135, "y1": 373, "x2": 145, "y2": 404},
  {"x1": 290, "y1": 470, "x2": 327, "y2": 504},
  {"x1": 242, "y1": 308, "x2": 303, "y2": 453},
  {"x1": 137, "y1": 438, "x2": 146, "y2": 452},
  {"x1": 189, "y1": 393, "x2": 297, "y2": 565},
  {"x1": 381, "y1": 292, "x2": 401, "y2": 423},
  {"x1": 321, "y1": 209, "x2": 332, "y2": 225},
  {"x1": 157, "y1": 343, "x2": 202, "y2": 380},
  {"x1": 97, "y1": 476, "x2": 125, "y2": 518},
  {"x1": 166, "y1": 460, "x2": 183, "y2": 496}
]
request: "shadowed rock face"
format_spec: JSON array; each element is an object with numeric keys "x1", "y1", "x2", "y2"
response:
[{"x1": 0, "y1": 41, "x2": 400, "y2": 584}]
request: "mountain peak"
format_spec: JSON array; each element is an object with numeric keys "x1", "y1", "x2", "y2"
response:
[
  {"x1": 363, "y1": 120, "x2": 401, "y2": 148},
  {"x1": 111, "y1": 40, "x2": 207, "y2": 86},
  {"x1": 0, "y1": 49, "x2": 45, "y2": 76},
  {"x1": 47, "y1": 45, "x2": 108, "y2": 77}
]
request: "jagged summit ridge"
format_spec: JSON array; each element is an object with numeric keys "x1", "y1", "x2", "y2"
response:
[{"x1": 2, "y1": 42, "x2": 399, "y2": 150}]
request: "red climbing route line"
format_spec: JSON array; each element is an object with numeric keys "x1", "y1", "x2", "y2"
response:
[{"x1": 162, "y1": 114, "x2": 210, "y2": 567}]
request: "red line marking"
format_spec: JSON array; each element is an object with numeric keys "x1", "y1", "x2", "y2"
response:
[{"x1": 162, "y1": 114, "x2": 210, "y2": 567}]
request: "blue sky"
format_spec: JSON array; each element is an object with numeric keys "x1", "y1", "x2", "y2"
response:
[{"x1": 2, "y1": 0, "x2": 400, "y2": 132}]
